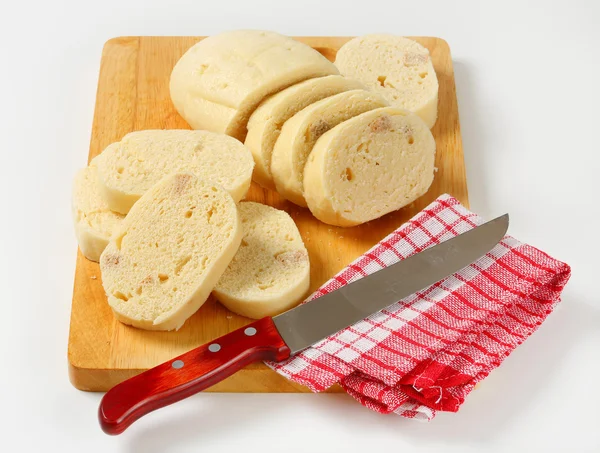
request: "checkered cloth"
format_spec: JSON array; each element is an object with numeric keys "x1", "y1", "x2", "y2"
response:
[{"x1": 266, "y1": 194, "x2": 571, "y2": 421}]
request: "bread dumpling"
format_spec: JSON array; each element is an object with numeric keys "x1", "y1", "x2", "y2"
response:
[
  {"x1": 335, "y1": 35, "x2": 438, "y2": 128},
  {"x1": 270, "y1": 89, "x2": 388, "y2": 207},
  {"x1": 100, "y1": 173, "x2": 242, "y2": 331},
  {"x1": 303, "y1": 107, "x2": 436, "y2": 227},
  {"x1": 214, "y1": 202, "x2": 310, "y2": 319},
  {"x1": 245, "y1": 75, "x2": 364, "y2": 190},
  {"x1": 170, "y1": 30, "x2": 338, "y2": 140},
  {"x1": 72, "y1": 157, "x2": 124, "y2": 262},
  {"x1": 95, "y1": 130, "x2": 254, "y2": 214}
]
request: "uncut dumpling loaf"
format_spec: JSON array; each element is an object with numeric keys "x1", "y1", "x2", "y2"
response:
[
  {"x1": 72, "y1": 157, "x2": 124, "y2": 261},
  {"x1": 100, "y1": 173, "x2": 243, "y2": 331},
  {"x1": 245, "y1": 75, "x2": 364, "y2": 190},
  {"x1": 270, "y1": 89, "x2": 388, "y2": 207},
  {"x1": 214, "y1": 202, "x2": 309, "y2": 319},
  {"x1": 170, "y1": 30, "x2": 339, "y2": 140},
  {"x1": 95, "y1": 130, "x2": 254, "y2": 214},
  {"x1": 335, "y1": 35, "x2": 439, "y2": 128},
  {"x1": 303, "y1": 107, "x2": 436, "y2": 227}
]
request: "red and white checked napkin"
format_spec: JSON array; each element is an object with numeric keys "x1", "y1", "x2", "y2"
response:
[{"x1": 266, "y1": 194, "x2": 571, "y2": 421}]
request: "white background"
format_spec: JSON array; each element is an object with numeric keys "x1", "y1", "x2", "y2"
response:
[{"x1": 1, "y1": 0, "x2": 598, "y2": 451}]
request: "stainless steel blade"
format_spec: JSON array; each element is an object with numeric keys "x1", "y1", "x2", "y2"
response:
[{"x1": 273, "y1": 214, "x2": 509, "y2": 354}]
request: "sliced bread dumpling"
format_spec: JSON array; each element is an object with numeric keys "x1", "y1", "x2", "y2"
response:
[
  {"x1": 335, "y1": 35, "x2": 439, "y2": 128},
  {"x1": 72, "y1": 158, "x2": 124, "y2": 262},
  {"x1": 303, "y1": 107, "x2": 436, "y2": 227},
  {"x1": 245, "y1": 75, "x2": 364, "y2": 190},
  {"x1": 95, "y1": 130, "x2": 254, "y2": 214},
  {"x1": 270, "y1": 89, "x2": 388, "y2": 207},
  {"x1": 213, "y1": 202, "x2": 309, "y2": 319},
  {"x1": 170, "y1": 30, "x2": 338, "y2": 141},
  {"x1": 100, "y1": 173, "x2": 243, "y2": 331}
]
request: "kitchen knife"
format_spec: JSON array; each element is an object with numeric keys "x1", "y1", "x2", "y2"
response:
[{"x1": 99, "y1": 213, "x2": 509, "y2": 434}]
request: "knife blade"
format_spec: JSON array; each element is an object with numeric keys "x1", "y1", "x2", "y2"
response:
[
  {"x1": 99, "y1": 214, "x2": 508, "y2": 435},
  {"x1": 274, "y1": 213, "x2": 509, "y2": 354}
]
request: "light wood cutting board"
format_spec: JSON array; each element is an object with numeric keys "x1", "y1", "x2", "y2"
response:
[{"x1": 68, "y1": 36, "x2": 468, "y2": 392}]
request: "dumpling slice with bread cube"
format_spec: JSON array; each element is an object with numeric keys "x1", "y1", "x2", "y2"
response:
[
  {"x1": 170, "y1": 30, "x2": 339, "y2": 141},
  {"x1": 72, "y1": 157, "x2": 124, "y2": 261},
  {"x1": 214, "y1": 202, "x2": 310, "y2": 319},
  {"x1": 335, "y1": 35, "x2": 439, "y2": 128},
  {"x1": 270, "y1": 89, "x2": 388, "y2": 207},
  {"x1": 245, "y1": 75, "x2": 364, "y2": 190},
  {"x1": 95, "y1": 130, "x2": 254, "y2": 214},
  {"x1": 303, "y1": 107, "x2": 436, "y2": 227},
  {"x1": 100, "y1": 173, "x2": 242, "y2": 331}
]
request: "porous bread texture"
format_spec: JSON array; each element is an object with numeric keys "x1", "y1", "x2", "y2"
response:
[
  {"x1": 214, "y1": 202, "x2": 309, "y2": 319},
  {"x1": 245, "y1": 75, "x2": 364, "y2": 190},
  {"x1": 100, "y1": 173, "x2": 243, "y2": 331},
  {"x1": 95, "y1": 130, "x2": 254, "y2": 214},
  {"x1": 170, "y1": 30, "x2": 338, "y2": 141},
  {"x1": 335, "y1": 35, "x2": 439, "y2": 128},
  {"x1": 270, "y1": 89, "x2": 388, "y2": 207},
  {"x1": 72, "y1": 157, "x2": 124, "y2": 261},
  {"x1": 303, "y1": 107, "x2": 436, "y2": 227}
]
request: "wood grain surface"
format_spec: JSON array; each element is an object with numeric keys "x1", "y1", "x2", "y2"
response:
[{"x1": 68, "y1": 36, "x2": 468, "y2": 392}]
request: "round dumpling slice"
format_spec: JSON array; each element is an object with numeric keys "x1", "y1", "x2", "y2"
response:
[
  {"x1": 95, "y1": 130, "x2": 254, "y2": 214},
  {"x1": 214, "y1": 202, "x2": 309, "y2": 319},
  {"x1": 335, "y1": 35, "x2": 439, "y2": 128},
  {"x1": 100, "y1": 173, "x2": 242, "y2": 331},
  {"x1": 303, "y1": 107, "x2": 436, "y2": 227}
]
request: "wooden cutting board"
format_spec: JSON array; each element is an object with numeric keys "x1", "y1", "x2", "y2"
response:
[{"x1": 68, "y1": 36, "x2": 468, "y2": 392}]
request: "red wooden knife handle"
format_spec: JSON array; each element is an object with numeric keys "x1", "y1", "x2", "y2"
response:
[{"x1": 98, "y1": 317, "x2": 290, "y2": 435}]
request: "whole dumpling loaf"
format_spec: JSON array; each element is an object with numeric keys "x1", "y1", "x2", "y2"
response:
[
  {"x1": 170, "y1": 30, "x2": 339, "y2": 140},
  {"x1": 335, "y1": 35, "x2": 439, "y2": 128}
]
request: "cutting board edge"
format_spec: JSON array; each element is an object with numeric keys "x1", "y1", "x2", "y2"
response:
[{"x1": 68, "y1": 360, "x2": 343, "y2": 393}]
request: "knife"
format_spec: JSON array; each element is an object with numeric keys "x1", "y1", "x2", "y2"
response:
[{"x1": 99, "y1": 213, "x2": 509, "y2": 434}]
